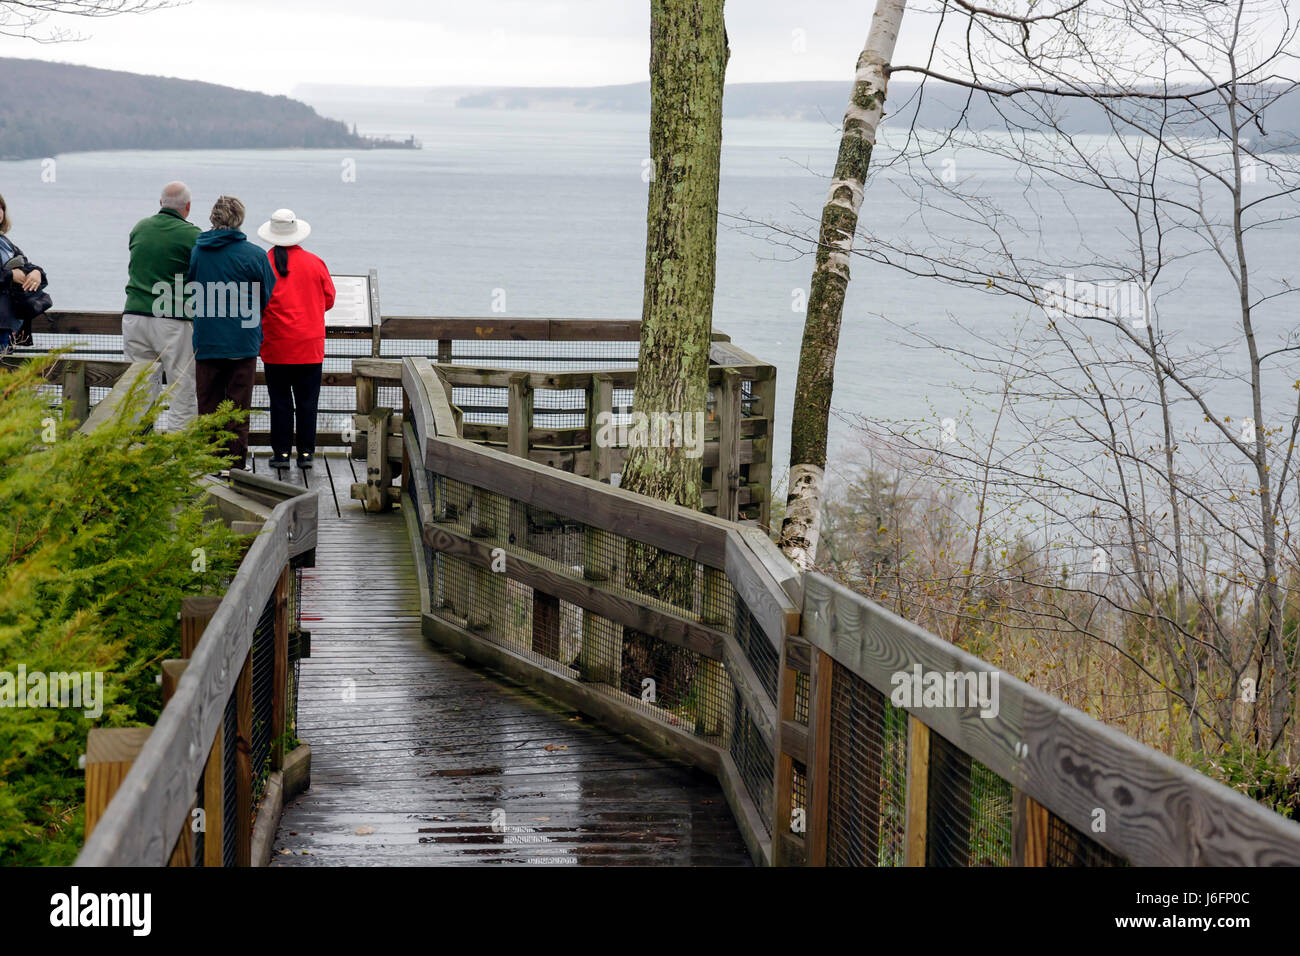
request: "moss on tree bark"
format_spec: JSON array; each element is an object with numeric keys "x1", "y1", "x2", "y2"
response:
[{"x1": 619, "y1": 0, "x2": 729, "y2": 702}]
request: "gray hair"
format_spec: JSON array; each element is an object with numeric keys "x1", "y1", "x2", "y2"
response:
[
  {"x1": 209, "y1": 195, "x2": 246, "y2": 230},
  {"x1": 160, "y1": 181, "x2": 191, "y2": 211}
]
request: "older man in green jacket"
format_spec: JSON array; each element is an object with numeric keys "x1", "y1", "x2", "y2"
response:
[{"x1": 122, "y1": 181, "x2": 201, "y2": 431}]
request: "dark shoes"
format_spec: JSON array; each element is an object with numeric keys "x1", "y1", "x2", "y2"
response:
[
  {"x1": 297, "y1": 451, "x2": 314, "y2": 470},
  {"x1": 270, "y1": 452, "x2": 292, "y2": 472}
]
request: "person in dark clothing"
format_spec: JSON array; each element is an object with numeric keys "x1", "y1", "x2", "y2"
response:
[
  {"x1": 0, "y1": 193, "x2": 50, "y2": 354},
  {"x1": 257, "y1": 208, "x2": 335, "y2": 471},
  {"x1": 187, "y1": 195, "x2": 275, "y2": 473}
]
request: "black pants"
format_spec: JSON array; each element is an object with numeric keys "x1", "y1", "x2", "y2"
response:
[
  {"x1": 265, "y1": 363, "x2": 322, "y2": 457},
  {"x1": 196, "y1": 356, "x2": 257, "y2": 470}
]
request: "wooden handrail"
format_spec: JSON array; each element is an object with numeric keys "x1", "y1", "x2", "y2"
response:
[
  {"x1": 798, "y1": 573, "x2": 1300, "y2": 866},
  {"x1": 75, "y1": 360, "x2": 162, "y2": 434},
  {"x1": 70, "y1": 366, "x2": 317, "y2": 865},
  {"x1": 400, "y1": 352, "x2": 1300, "y2": 869},
  {"x1": 402, "y1": 354, "x2": 792, "y2": 646},
  {"x1": 75, "y1": 479, "x2": 317, "y2": 866},
  {"x1": 32, "y1": 310, "x2": 733, "y2": 343},
  {"x1": 399, "y1": 355, "x2": 796, "y2": 866}
]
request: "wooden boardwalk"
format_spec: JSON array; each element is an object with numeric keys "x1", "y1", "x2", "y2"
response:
[{"x1": 265, "y1": 453, "x2": 751, "y2": 866}]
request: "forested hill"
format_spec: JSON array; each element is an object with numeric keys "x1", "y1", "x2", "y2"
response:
[{"x1": 0, "y1": 58, "x2": 364, "y2": 160}]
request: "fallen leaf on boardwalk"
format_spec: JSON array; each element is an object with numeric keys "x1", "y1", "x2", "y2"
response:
[
  {"x1": 534, "y1": 817, "x2": 550, "y2": 822},
  {"x1": 542, "y1": 744, "x2": 568, "y2": 751},
  {"x1": 279, "y1": 849, "x2": 291, "y2": 855},
  {"x1": 355, "y1": 825, "x2": 376, "y2": 835}
]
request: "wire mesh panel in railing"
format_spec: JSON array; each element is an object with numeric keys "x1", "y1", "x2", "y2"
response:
[
  {"x1": 793, "y1": 671, "x2": 810, "y2": 725},
  {"x1": 825, "y1": 661, "x2": 909, "y2": 867},
  {"x1": 1045, "y1": 812, "x2": 1129, "y2": 867},
  {"x1": 730, "y1": 688, "x2": 774, "y2": 834},
  {"x1": 421, "y1": 464, "x2": 744, "y2": 743},
  {"x1": 191, "y1": 777, "x2": 205, "y2": 866},
  {"x1": 734, "y1": 594, "x2": 778, "y2": 704},
  {"x1": 403, "y1": 338, "x2": 638, "y2": 369},
  {"x1": 30, "y1": 331, "x2": 124, "y2": 357},
  {"x1": 250, "y1": 592, "x2": 277, "y2": 805},
  {"x1": 221, "y1": 693, "x2": 238, "y2": 868},
  {"x1": 452, "y1": 385, "x2": 507, "y2": 426},
  {"x1": 790, "y1": 760, "x2": 809, "y2": 841},
  {"x1": 429, "y1": 472, "x2": 735, "y2": 623},
  {"x1": 289, "y1": 566, "x2": 304, "y2": 742},
  {"x1": 925, "y1": 729, "x2": 1014, "y2": 867},
  {"x1": 376, "y1": 383, "x2": 404, "y2": 412}
]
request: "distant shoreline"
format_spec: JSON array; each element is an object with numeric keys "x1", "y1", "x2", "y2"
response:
[{"x1": 0, "y1": 56, "x2": 376, "y2": 163}]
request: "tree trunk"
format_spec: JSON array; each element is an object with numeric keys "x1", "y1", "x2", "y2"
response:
[
  {"x1": 778, "y1": 0, "x2": 907, "y2": 570},
  {"x1": 619, "y1": 0, "x2": 729, "y2": 703}
]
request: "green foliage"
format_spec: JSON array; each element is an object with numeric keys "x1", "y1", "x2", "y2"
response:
[
  {"x1": 0, "y1": 358, "x2": 244, "y2": 864},
  {"x1": 1187, "y1": 743, "x2": 1300, "y2": 820}
]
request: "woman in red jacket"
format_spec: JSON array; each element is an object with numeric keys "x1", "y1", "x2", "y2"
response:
[{"x1": 257, "y1": 209, "x2": 335, "y2": 472}]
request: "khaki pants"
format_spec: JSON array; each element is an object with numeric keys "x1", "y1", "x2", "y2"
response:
[{"x1": 121, "y1": 313, "x2": 197, "y2": 432}]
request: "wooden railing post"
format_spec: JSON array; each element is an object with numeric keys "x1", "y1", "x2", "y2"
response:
[
  {"x1": 160, "y1": 660, "x2": 188, "y2": 706},
  {"x1": 1013, "y1": 790, "x2": 1051, "y2": 866},
  {"x1": 84, "y1": 727, "x2": 152, "y2": 840},
  {"x1": 180, "y1": 595, "x2": 221, "y2": 659},
  {"x1": 401, "y1": 389, "x2": 412, "y2": 497},
  {"x1": 180, "y1": 594, "x2": 226, "y2": 867},
  {"x1": 716, "y1": 369, "x2": 742, "y2": 521},
  {"x1": 203, "y1": 726, "x2": 224, "y2": 866},
  {"x1": 353, "y1": 373, "x2": 374, "y2": 459},
  {"x1": 805, "y1": 649, "x2": 834, "y2": 865},
  {"x1": 749, "y1": 373, "x2": 776, "y2": 529},
  {"x1": 368, "y1": 268, "x2": 382, "y2": 359},
  {"x1": 61, "y1": 360, "x2": 89, "y2": 427},
  {"x1": 587, "y1": 372, "x2": 614, "y2": 483},
  {"x1": 159, "y1": 659, "x2": 194, "y2": 867},
  {"x1": 904, "y1": 715, "x2": 931, "y2": 866},
  {"x1": 351, "y1": 407, "x2": 394, "y2": 512},
  {"x1": 507, "y1": 371, "x2": 532, "y2": 459},
  {"x1": 772, "y1": 637, "x2": 806, "y2": 866},
  {"x1": 507, "y1": 372, "x2": 559, "y2": 657}
]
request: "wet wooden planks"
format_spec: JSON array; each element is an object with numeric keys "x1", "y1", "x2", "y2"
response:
[{"x1": 268, "y1": 452, "x2": 751, "y2": 866}]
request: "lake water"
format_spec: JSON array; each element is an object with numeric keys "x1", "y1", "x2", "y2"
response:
[{"x1": 2, "y1": 99, "x2": 1295, "y2": 488}]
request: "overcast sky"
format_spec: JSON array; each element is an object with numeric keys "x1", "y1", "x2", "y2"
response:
[{"x1": 0, "y1": 0, "x2": 949, "y2": 94}]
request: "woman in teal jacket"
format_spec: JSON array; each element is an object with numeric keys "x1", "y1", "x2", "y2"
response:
[{"x1": 186, "y1": 195, "x2": 275, "y2": 473}]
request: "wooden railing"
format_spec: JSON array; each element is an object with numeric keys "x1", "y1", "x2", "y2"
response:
[
  {"x1": 399, "y1": 356, "x2": 792, "y2": 863},
  {"x1": 398, "y1": 356, "x2": 1300, "y2": 867},
  {"x1": 70, "y1": 363, "x2": 318, "y2": 866},
  {"x1": 23, "y1": 310, "x2": 775, "y2": 526}
]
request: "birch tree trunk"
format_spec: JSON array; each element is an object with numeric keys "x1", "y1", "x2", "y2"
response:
[
  {"x1": 619, "y1": 0, "x2": 728, "y2": 703},
  {"x1": 778, "y1": 0, "x2": 907, "y2": 570}
]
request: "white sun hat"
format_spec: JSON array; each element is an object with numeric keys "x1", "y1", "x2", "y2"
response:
[{"x1": 257, "y1": 208, "x2": 311, "y2": 246}]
